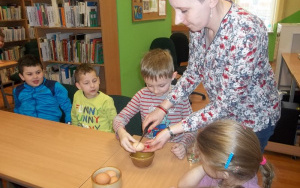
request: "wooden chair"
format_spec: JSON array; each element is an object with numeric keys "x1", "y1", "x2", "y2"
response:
[{"x1": 0, "y1": 80, "x2": 14, "y2": 109}]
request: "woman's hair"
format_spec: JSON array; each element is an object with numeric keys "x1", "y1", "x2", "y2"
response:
[
  {"x1": 74, "y1": 63, "x2": 96, "y2": 83},
  {"x1": 140, "y1": 48, "x2": 174, "y2": 81},
  {"x1": 197, "y1": 119, "x2": 274, "y2": 188}
]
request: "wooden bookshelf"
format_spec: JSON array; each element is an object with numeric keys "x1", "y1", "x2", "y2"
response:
[
  {"x1": 33, "y1": 0, "x2": 121, "y2": 95},
  {"x1": 0, "y1": 0, "x2": 32, "y2": 47}
]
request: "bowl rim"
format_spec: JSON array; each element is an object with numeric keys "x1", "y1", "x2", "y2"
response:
[
  {"x1": 129, "y1": 152, "x2": 155, "y2": 159},
  {"x1": 91, "y1": 166, "x2": 122, "y2": 185}
]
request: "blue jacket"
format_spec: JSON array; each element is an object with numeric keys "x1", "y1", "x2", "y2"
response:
[{"x1": 13, "y1": 78, "x2": 72, "y2": 123}]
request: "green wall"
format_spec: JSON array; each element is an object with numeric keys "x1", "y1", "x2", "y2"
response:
[
  {"x1": 269, "y1": 11, "x2": 300, "y2": 61},
  {"x1": 116, "y1": 1, "x2": 172, "y2": 97}
]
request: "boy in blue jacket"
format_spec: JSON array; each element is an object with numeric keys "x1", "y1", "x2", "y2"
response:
[{"x1": 13, "y1": 54, "x2": 72, "y2": 123}]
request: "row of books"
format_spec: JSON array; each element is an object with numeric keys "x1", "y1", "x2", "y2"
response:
[
  {"x1": 45, "y1": 63, "x2": 100, "y2": 85},
  {"x1": 26, "y1": 1, "x2": 98, "y2": 28},
  {"x1": 0, "y1": 27, "x2": 26, "y2": 42},
  {"x1": 39, "y1": 32, "x2": 104, "y2": 64},
  {"x1": 0, "y1": 46, "x2": 25, "y2": 61},
  {"x1": 0, "y1": 67, "x2": 17, "y2": 84},
  {"x1": 0, "y1": 5, "x2": 22, "y2": 21}
]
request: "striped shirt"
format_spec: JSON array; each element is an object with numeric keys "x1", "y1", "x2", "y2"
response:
[{"x1": 113, "y1": 87, "x2": 196, "y2": 147}]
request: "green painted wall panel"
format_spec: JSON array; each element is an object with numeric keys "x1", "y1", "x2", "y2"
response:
[
  {"x1": 269, "y1": 11, "x2": 300, "y2": 61},
  {"x1": 116, "y1": 0, "x2": 172, "y2": 97}
]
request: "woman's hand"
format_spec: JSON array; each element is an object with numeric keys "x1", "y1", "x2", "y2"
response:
[
  {"x1": 117, "y1": 127, "x2": 138, "y2": 153},
  {"x1": 171, "y1": 143, "x2": 186, "y2": 160},
  {"x1": 142, "y1": 108, "x2": 165, "y2": 131},
  {"x1": 143, "y1": 129, "x2": 171, "y2": 152},
  {"x1": 143, "y1": 100, "x2": 174, "y2": 131}
]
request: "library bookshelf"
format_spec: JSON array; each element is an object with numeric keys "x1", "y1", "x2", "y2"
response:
[{"x1": 33, "y1": 0, "x2": 121, "y2": 95}]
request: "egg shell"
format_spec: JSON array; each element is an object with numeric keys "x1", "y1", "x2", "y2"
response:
[
  {"x1": 110, "y1": 176, "x2": 118, "y2": 184},
  {"x1": 132, "y1": 142, "x2": 145, "y2": 151},
  {"x1": 106, "y1": 170, "x2": 117, "y2": 177},
  {"x1": 95, "y1": 172, "x2": 111, "y2": 185}
]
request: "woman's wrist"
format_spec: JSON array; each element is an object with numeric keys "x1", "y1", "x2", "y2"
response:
[{"x1": 157, "y1": 105, "x2": 168, "y2": 114}]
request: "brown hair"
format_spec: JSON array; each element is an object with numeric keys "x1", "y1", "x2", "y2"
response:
[
  {"x1": 197, "y1": 120, "x2": 274, "y2": 188},
  {"x1": 140, "y1": 48, "x2": 174, "y2": 81},
  {"x1": 17, "y1": 54, "x2": 43, "y2": 74},
  {"x1": 74, "y1": 63, "x2": 97, "y2": 83}
]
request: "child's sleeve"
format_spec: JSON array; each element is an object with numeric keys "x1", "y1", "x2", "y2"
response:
[
  {"x1": 13, "y1": 87, "x2": 20, "y2": 114},
  {"x1": 104, "y1": 96, "x2": 117, "y2": 132},
  {"x1": 178, "y1": 96, "x2": 195, "y2": 148},
  {"x1": 178, "y1": 131, "x2": 197, "y2": 149},
  {"x1": 113, "y1": 92, "x2": 141, "y2": 134},
  {"x1": 54, "y1": 83, "x2": 72, "y2": 123}
]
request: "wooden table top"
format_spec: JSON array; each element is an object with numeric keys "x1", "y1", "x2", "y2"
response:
[
  {"x1": 0, "y1": 110, "x2": 121, "y2": 188},
  {"x1": 0, "y1": 110, "x2": 196, "y2": 188},
  {"x1": 282, "y1": 53, "x2": 300, "y2": 86},
  {"x1": 81, "y1": 137, "x2": 195, "y2": 188},
  {"x1": 0, "y1": 60, "x2": 17, "y2": 69}
]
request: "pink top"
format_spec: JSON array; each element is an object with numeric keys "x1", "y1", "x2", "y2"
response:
[{"x1": 199, "y1": 175, "x2": 260, "y2": 188}]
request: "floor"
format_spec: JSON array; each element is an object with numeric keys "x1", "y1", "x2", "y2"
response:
[{"x1": 1, "y1": 61, "x2": 300, "y2": 187}]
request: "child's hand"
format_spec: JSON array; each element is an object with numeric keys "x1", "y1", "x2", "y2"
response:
[
  {"x1": 118, "y1": 127, "x2": 138, "y2": 153},
  {"x1": 171, "y1": 143, "x2": 186, "y2": 159}
]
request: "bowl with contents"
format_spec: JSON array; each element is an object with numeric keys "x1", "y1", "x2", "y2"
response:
[
  {"x1": 92, "y1": 166, "x2": 122, "y2": 188},
  {"x1": 129, "y1": 151, "x2": 155, "y2": 168}
]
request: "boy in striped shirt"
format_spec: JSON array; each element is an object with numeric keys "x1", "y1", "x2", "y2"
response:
[{"x1": 113, "y1": 49, "x2": 196, "y2": 159}]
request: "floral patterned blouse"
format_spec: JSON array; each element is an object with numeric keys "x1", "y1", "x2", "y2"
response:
[{"x1": 167, "y1": 3, "x2": 281, "y2": 132}]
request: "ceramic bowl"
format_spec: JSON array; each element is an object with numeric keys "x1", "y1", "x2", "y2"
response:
[
  {"x1": 129, "y1": 151, "x2": 155, "y2": 168},
  {"x1": 91, "y1": 166, "x2": 122, "y2": 188}
]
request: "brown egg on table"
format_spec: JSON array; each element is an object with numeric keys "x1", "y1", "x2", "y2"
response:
[
  {"x1": 95, "y1": 172, "x2": 111, "y2": 185},
  {"x1": 92, "y1": 167, "x2": 122, "y2": 188},
  {"x1": 106, "y1": 170, "x2": 117, "y2": 178},
  {"x1": 110, "y1": 176, "x2": 118, "y2": 184},
  {"x1": 132, "y1": 142, "x2": 144, "y2": 151}
]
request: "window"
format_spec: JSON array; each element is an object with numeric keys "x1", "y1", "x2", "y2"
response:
[{"x1": 234, "y1": 0, "x2": 277, "y2": 32}]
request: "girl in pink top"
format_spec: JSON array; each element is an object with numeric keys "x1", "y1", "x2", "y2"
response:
[{"x1": 178, "y1": 120, "x2": 274, "y2": 188}]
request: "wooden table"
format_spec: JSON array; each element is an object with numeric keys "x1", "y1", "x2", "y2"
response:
[
  {"x1": 0, "y1": 110, "x2": 121, "y2": 188},
  {"x1": 80, "y1": 138, "x2": 193, "y2": 188},
  {"x1": 0, "y1": 111, "x2": 195, "y2": 188},
  {"x1": 0, "y1": 60, "x2": 17, "y2": 108},
  {"x1": 265, "y1": 53, "x2": 300, "y2": 157},
  {"x1": 278, "y1": 53, "x2": 300, "y2": 102}
]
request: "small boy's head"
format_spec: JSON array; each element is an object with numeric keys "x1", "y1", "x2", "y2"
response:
[
  {"x1": 18, "y1": 54, "x2": 44, "y2": 87},
  {"x1": 0, "y1": 30, "x2": 5, "y2": 49},
  {"x1": 75, "y1": 63, "x2": 100, "y2": 99},
  {"x1": 141, "y1": 49, "x2": 177, "y2": 96}
]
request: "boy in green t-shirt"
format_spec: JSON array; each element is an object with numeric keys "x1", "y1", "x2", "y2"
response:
[{"x1": 71, "y1": 63, "x2": 116, "y2": 132}]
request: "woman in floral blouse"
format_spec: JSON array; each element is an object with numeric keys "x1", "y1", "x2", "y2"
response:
[{"x1": 143, "y1": 0, "x2": 281, "y2": 152}]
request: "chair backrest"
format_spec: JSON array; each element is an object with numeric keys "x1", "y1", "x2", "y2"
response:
[
  {"x1": 110, "y1": 95, "x2": 142, "y2": 136},
  {"x1": 149, "y1": 37, "x2": 178, "y2": 71},
  {"x1": 170, "y1": 32, "x2": 189, "y2": 66},
  {"x1": 62, "y1": 84, "x2": 78, "y2": 104}
]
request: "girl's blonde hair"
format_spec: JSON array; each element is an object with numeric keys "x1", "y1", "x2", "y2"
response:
[
  {"x1": 197, "y1": 120, "x2": 274, "y2": 188},
  {"x1": 140, "y1": 48, "x2": 174, "y2": 81}
]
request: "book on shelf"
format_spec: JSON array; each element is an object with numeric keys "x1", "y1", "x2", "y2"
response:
[
  {"x1": 85, "y1": 1, "x2": 97, "y2": 27},
  {"x1": 1, "y1": 46, "x2": 25, "y2": 61},
  {"x1": 0, "y1": 26, "x2": 26, "y2": 42},
  {"x1": 45, "y1": 63, "x2": 78, "y2": 85},
  {"x1": 26, "y1": 6, "x2": 41, "y2": 26},
  {"x1": 0, "y1": 4, "x2": 21, "y2": 21},
  {"x1": 45, "y1": 63, "x2": 60, "y2": 82},
  {"x1": 39, "y1": 38, "x2": 51, "y2": 61},
  {"x1": 60, "y1": 64, "x2": 71, "y2": 84},
  {"x1": 39, "y1": 32, "x2": 103, "y2": 64},
  {"x1": 25, "y1": 1, "x2": 98, "y2": 28}
]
